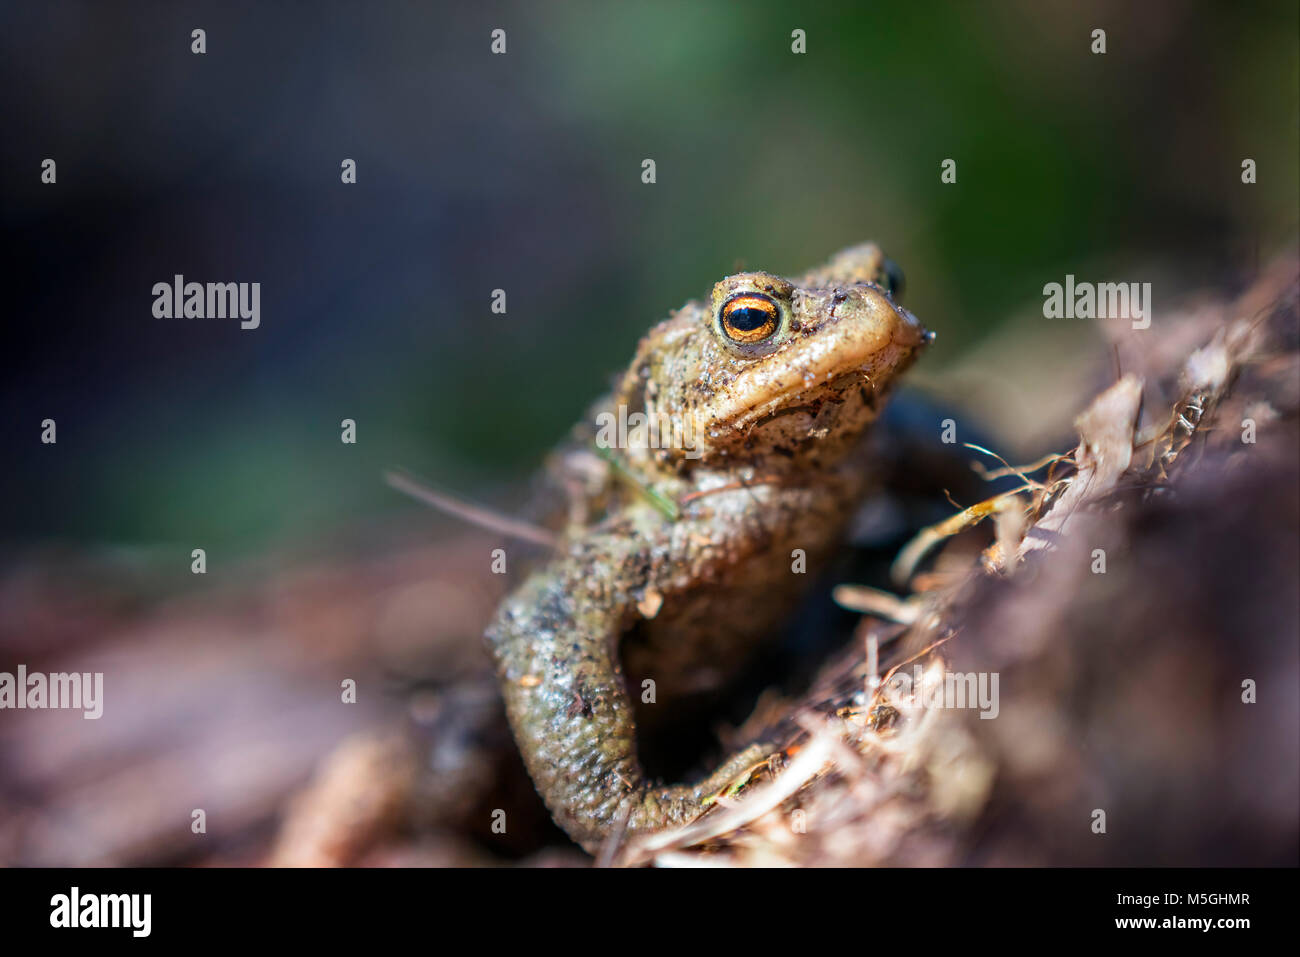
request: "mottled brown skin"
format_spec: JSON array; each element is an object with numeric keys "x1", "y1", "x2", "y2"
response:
[{"x1": 485, "y1": 244, "x2": 928, "y2": 853}]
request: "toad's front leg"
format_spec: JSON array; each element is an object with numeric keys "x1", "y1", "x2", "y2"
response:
[{"x1": 485, "y1": 556, "x2": 769, "y2": 854}]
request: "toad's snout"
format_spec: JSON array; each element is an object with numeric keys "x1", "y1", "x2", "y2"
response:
[{"x1": 832, "y1": 282, "x2": 929, "y2": 353}]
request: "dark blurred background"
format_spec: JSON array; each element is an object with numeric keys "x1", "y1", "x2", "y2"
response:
[{"x1": 1, "y1": 0, "x2": 1296, "y2": 558}]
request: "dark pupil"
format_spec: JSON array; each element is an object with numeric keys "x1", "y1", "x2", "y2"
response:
[{"x1": 728, "y1": 306, "x2": 771, "y2": 332}]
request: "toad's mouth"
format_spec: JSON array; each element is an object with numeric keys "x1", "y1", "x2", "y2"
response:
[{"x1": 698, "y1": 295, "x2": 928, "y2": 436}]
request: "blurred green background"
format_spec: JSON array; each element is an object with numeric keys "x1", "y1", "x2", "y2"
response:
[{"x1": 2, "y1": 0, "x2": 1296, "y2": 560}]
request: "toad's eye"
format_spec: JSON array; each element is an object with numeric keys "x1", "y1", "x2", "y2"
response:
[{"x1": 719, "y1": 293, "x2": 781, "y2": 344}]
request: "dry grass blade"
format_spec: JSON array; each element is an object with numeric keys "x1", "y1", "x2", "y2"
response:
[
  {"x1": 623, "y1": 730, "x2": 839, "y2": 864},
  {"x1": 891, "y1": 489, "x2": 1032, "y2": 585},
  {"x1": 832, "y1": 584, "x2": 924, "y2": 624},
  {"x1": 384, "y1": 468, "x2": 558, "y2": 548}
]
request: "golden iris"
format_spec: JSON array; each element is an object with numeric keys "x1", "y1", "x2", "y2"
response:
[{"x1": 719, "y1": 293, "x2": 780, "y2": 344}]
